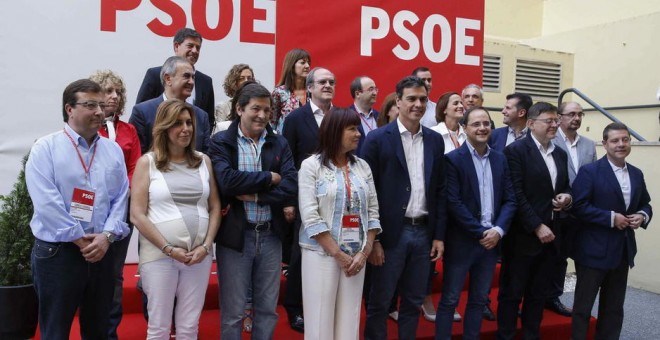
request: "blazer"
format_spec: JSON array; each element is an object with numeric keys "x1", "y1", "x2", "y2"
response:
[
  {"x1": 551, "y1": 133, "x2": 597, "y2": 185},
  {"x1": 503, "y1": 134, "x2": 570, "y2": 257},
  {"x1": 282, "y1": 103, "x2": 319, "y2": 170},
  {"x1": 361, "y1": 121, "x2": 447, "y2": 249},
  {"x1": 129, "y1": 96, "x2": 211, "y2": 154},
  {"x1": 135, "y1": 67, "x2": 216, "y2": 128},
  {"x1": 488, "y1": 126, "x2": 509, "y2": 152},
  {"x1": 571, "y1": 157, "x2": 652, "y2": 269},
  {"x1": 348, "y1": 104, "x2": 380, "y2": 156},
  {"x1": 208, "y1": 120, "x2": 298, "y2": 251},
  {"x1": 444, "y1": 144, "x2": 517, "y2": 253}
]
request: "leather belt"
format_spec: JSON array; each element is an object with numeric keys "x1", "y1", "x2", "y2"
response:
[
  {"x1": 246, "y1": 221, "x2": 271, "y2": 232},
  {"x1": 403, "y1": 216, "x2": 428, "y2": 226}
]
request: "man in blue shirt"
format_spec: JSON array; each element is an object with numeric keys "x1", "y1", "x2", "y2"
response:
[{"x1": 26, "y1": 79, "x2": 129, "y2": 339}]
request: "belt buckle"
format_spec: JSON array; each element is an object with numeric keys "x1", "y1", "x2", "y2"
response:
[
  {"x1": 254, "y1": 221, "x2": 270, "y2": 232},
  {"x1": 411, "y1": 216, "x2": 421, "y2": 225}
]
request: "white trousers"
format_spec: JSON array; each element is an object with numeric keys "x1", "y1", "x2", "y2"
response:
[
  {"x1": 302, "y1": 248, "x2": 365, "y2": 340},
  {"x1": 140, "y1": 255, "x2": 212, "y2": 340}
]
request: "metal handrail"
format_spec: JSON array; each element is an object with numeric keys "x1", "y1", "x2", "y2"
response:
[{"x1": 558, "y1": 88, "x2": 646, "y2": 141}]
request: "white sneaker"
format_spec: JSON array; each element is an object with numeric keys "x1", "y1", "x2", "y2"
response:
[
  {"x1": 453, "y1": 310, "x2": 462, "y2": 322},
  {"x1": 388, "y1": 311, "x2": 399, "y2": 321}
]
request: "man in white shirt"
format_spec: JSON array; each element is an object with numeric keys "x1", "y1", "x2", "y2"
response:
[{"x1": 412, "y1": 67, "x2": 438, "y2": 128}]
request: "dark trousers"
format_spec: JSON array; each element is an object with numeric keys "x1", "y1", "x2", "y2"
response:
[
  {"x1": 497, "y1": 244, "x2": 557, "y2": 340},
  {"x1": 365, "y1": 225, "x2": 431, "y2": 340},
  {"x1": 283, "y1": 218, "x2": 303, "y2": 318},
  {"x1": 32, "y1": 239, "x2": 115, "y2": 340},
  {"x1": 108, "y1": 226, "x2": 133, "y2": 340},
  {"x1": 548, "y1": 220, "x2": 576, "y2": 299},
  {"x1": 572, "y1": 260, "x2": 629, "y2": 340}
]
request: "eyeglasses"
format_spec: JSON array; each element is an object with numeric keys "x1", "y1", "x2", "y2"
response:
[
  {"x1": 467, "y1": 121, "x2": 491, "y2": 128},
  {"x1": 315, "y1": 79, "x2": 336, "y2": 86},
  {"x1": 75, "y1": 101, "x2": 106, "y2": 110},
  {"x1": 561, "y1": 112, "x2": 585, "y2": 118},
  {"x1": 531, "y1": 118, "x2": 560, "y2": 125},
  {"x1": 362, "y1": 87, "x2": 379, "y2": 93}
]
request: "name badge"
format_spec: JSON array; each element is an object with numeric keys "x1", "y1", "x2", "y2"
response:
[
  {"x1": 341, "y1": 214, "x2": 360, "y2": 243},
  {"x1": 70, "y1": 188, "x2": 95, "y2": 223}
]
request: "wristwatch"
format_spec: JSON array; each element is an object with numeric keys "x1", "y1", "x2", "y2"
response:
[{"x1": 103, "y1": 231, "x2": 116, "y2": 243}]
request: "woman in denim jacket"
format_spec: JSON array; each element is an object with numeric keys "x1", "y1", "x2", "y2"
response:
[{"x1": 298, "y1": 108, "x2": 381, "y2": 340}]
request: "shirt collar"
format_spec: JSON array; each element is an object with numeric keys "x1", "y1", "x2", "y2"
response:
[
  {"x1": 607, "y1": 158, "x2": 628, "y2": 172},
  {"x1": 354, "y1": 104, "x2": 373, "y2": 118},
  {"x1": 237, "y1": 124, "x2": 267, "y2": 143},
  {"x1": 558, "y1": 127, "x2": 580, "y2": 146},
  {"x1": 64, "y1": 123, "x2": 98, "y2": 147},
  {"x1": 531, "y1": 133, "x2": 555, "y2": 154},
  {"x1": 508, "y1": 126, "x2": 527, "y2": 138},
  {"x1": 397, "y1": 117, "x2": 423, "y2": 136},
  {"x1": 310, "y1": 101, "x2": 332, "y2": 115},
  {"x1": 466, "y1": 140, "x2": 491, "y2": 158}
]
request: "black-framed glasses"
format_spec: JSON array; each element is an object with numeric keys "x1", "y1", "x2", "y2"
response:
[
  {"x1": 531, "y1": 118, "x2": 560, "y2": 125},
  {"x1": 316, "y1": 79, "x2": 336, "y2": 86},
  {"x1": 75, "y1": 101, "x2": 106, "y2": 110},
  {"x1": 561, "y1": 112, "x2": 585, "y2": 118}
]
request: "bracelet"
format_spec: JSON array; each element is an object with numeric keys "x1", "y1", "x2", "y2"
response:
[
  {"x1": 166, "y1": 246, "x2": 175, "y2": 257},
  {"x1": 202, "y1": 244, "x2": 211, "y2": 255},
  {"x1": 161, "y1": 243, "x2": 173, "y2": 252},
  {"x1": 358, "y1": 250, "x2": 368, "y2": 259}
]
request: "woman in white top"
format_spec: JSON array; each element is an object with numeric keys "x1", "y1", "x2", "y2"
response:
[
  {"x1": 431, "y1": 91, "x2": 467, "y2": 154},
  {"x1": 131, "y1": 99, "x2": 221, "y2": 340}
]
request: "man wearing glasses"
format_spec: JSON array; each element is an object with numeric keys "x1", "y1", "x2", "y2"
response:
[
  {"x1": 497, "y1": 102, "x2": 573, "y2": 339},
  {"x1": 25, "y1": 79, "x2": 130, "y2": 339},
  {"x1": 349, "y1": 76, "x2": 379, "y2": 155},
  {"x1": 544, "y1": 101, "x2": 597, "y2": 317}
]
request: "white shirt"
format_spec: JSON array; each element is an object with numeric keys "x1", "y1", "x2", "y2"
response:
[
  {"x1": 397, "y1": 118, "x2": 427, "y2": 218},
  {"x1": 310, "y1": 101, "x2": 332, "y2": 127},
  {"x1": 431, "y1": 122, "x2": 467, "y2": 154},
  {"x1": 558, "y1": 128, "x2": 581, "y2": 174},
  {"x1": 420, "y1": 100, "x2": 437, "y2": 128},
  {"x1": 531, "y1": 134, "x2": 558, "y2": 190}
]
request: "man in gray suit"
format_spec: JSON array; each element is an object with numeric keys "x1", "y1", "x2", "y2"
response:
[{"x1": 546, "y1": 101, "x2": 597, "y2": 316}]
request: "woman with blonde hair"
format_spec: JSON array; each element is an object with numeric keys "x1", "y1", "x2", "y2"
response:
[{"x1": 131, "y1": 99, "x2": 221, "y2": 339}]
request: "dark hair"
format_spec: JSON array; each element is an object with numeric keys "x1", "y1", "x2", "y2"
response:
[
  {"x1": 395, "y1": 76, "x2": 427, "y2": 98},
  {"x1": 350, "y1": 76, "x2": 366, "y2": 99},
  {"x1": 411, "y1": 66, "x2": 430, "y2": 76},
  {"x1": 527, "y1": 101, "x2": 557, "y2": 120},
  {"x1": 152, "y1": 99, "x2": 202, "y2": 171},
  {"x1": 378, "y1": 92, "x2": 398, "y2": 127},
  {"x1": 460, "y1": 106, "x2": 491, "y2": 126},
  {"x1": 602, "y1": 122, "x2": 630, "y2": 141},
  {"x1": 230, "y1": 81, "x2": 272, "y2": 121},
  {"x1": 223, "y1": 64, "x2": 254, "y2": 98},
  {"x1": 62, "y1": 79, "x2": 102, "y2": 122},
  {"x1": 506, "y1": 92, "x2": 533, "y2": 117},
  {"x1": 318, "y1": 107, "x2": 361, "y2": 168},
  {"x1": 277, "y1": 48, "x2": 311, "y2": 91},
  {"x1": 173, "y1": 28, "x2": 202, "y2": 45},
  {"x1": 435, "y1": 91, "x2": 460, "y2": 123}
]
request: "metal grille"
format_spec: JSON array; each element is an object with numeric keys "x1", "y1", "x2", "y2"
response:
[
  {"x1": 483, "y1": 55, "x2": 501, "y2": 91},
  {"x1": 515, "y1": 59, "x2": 562, "y2": 98}
]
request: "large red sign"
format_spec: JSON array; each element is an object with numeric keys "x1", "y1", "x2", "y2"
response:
[{"x1": 275, "y1": 0, "x2": 484, "y2": 106}]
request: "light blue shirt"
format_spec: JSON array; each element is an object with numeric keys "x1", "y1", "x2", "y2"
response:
[
  {"x1": 26, "y1": 124, "x2": 129, "y2": 242},
  {"x1": 466, "y1": 142, "x2": 504, "y2": 237}
]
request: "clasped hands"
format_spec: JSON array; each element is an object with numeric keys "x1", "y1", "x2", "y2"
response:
[{"x1": 614, "y1": 213, "x2": 645, "y2": 230}]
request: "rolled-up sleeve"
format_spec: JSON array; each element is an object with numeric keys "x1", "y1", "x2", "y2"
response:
[{"x1": 298, "y1": 158, "x2": 330, "y2": 238}]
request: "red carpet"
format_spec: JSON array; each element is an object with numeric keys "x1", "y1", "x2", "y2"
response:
[{"x1": 35, "y1": 262, "x2": 596, "y2": 339}]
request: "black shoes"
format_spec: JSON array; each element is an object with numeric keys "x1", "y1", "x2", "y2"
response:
[
  {"x1": 482, "y1": 304, "x2": 496, "y2": 321},
  {"x1": 545, "y1": 297, "x2": 572, "y2": 317},
  {"x1": 289, "y1": 314, "x2": 305, "y2": 333}
]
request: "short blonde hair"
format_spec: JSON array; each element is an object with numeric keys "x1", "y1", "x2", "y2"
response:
[{"x1": 89, "y1": 70, "x2": 127, "y2": 115}]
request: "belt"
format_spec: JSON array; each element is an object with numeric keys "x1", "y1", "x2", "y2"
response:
[
  {"x1": 403, "y1": 215, "x2": 428, "y2": 226},
  {"x1": 246, "y1": 221, "x2": 271, "y2": 232}
]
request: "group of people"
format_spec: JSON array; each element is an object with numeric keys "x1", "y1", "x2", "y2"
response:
[{"x1": 24, "y1": 26, "x2": 652, "y2": 340}]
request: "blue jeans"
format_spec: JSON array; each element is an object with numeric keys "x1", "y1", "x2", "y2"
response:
[
  {"x1": 217, "y1": 228, "x2": 282, "y2": 339},
  {"x1": 32, "y1": 239, "x2": 115, "y2": 340},
  {"x1": 436, "y1": 242, "x2": 498, "y2": 340},
  {"x1": 108, "y1": 226, "x2": 133, "y2": 340},
  {"x1": 365, "y1": 225, "x2": 431, "y2": 340}
]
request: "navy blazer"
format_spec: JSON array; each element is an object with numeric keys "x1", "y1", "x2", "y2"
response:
[
  {"x1": 488, "y1": 127, "x2": 508, "y2": 152},
  {"x1": 503, "y1": 134, "x2": 570, "y2": 257},
  {"x1": 444, "y1": 144, "x2": 516, "y2": 253},
  {"x1": 135, "y1": 67, "x2": 216, "y2": 128},
  {"x1": 349, "y1": 104, "x2": 380, "y2": 156},
  {"x1": 129, "y1": 96, "x2": 211, "y2": 154},
  {"x1": 282, "y1": 103, "x2": 319, "y2": 170},
  {"x1": 571, "y1": 156, "x2": 652, "y2": 269},
  {"x1": 361, "y1": 121, "x2": 447, "y2": 249}
]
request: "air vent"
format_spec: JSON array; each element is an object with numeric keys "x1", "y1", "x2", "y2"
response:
[
  {"x1": 483, "y1": 55, "x2": 501, "y2": 92},
  {"x1": 515, "y1": 59, "x2": 562, "y2": 98}
]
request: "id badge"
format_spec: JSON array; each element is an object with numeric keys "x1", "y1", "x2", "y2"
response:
[
  {"x1": 70, "y1": 188, "x2": 95, "y2": 222},
  {"x1": 341, "y1": 215, "x2": 360, "y2": 243}
]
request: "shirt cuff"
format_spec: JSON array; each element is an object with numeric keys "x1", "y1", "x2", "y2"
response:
[
  {"x1": 611, "y1": 211, "x2": 615, "y2": 228},
  {"x1": 492, "y1": 226, "x2": 505, "y2": 238}
]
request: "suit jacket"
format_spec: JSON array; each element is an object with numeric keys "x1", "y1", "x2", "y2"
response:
[
  {"x1": 129, "y1": 96, "x2": 210, "y2": 154},
  {"x1": 444, "y1": 144, "x2": 517, "y2": 254},
  {"x1": 282, "y1": 103, "x2": 319, "y2": 170},
  {"x1": 551, "y1": 133, "x2": 597, "y2": 186},
  {"x1": 571, "y1": 157, "x2": 652, "y2": 269},
  {"x1": 136, "y1": 67, "x2": 216, "y2": 128},
  {"x1": 361, "y1": 121, "x2": 447, "y2": 249},
  {"x1": 349, "y1": 104, "x2": 380, "y2": 156},
  {"x1": 488, "y1": 127, "x2": 509, "y2": 152},
  {"x1": 503, "y1": 134, "x2": 570, "y2": 257}
]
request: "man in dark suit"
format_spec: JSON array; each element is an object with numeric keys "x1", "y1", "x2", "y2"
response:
[
  {"x1": 489, "y1": 92, "x2": 532, "y2": 152},
  {"x1": 497, "y1": 102, "x2": 573, "y2": 340},
  {"x1": 136, "y1": 28, "x2": 215, "y2": 128},
  {"x1": 281, "y1": 67, "x2": 336, "y2": 332},
  {"x1": 571, "y1": 122, "x2": 652, "y2": 340},
  {"x1": 130, "y1": 56, "x2": 210, "y2": 154},
  {"x1": 348, "y1": 76, "x2": 379, "y2": 155},
  {"x1": 362, "y1": 76, "x2": 446, "y2": 340},
  {"x1": 545, "y1": 101, "x2": 597, "y2": 317},
  {"x1": 435, "y1": 107, "x2": 517, "y2": 340}
]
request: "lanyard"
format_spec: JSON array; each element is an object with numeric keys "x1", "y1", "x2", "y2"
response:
[
  {"x1": 356, "y1": 111, "x2": 375, "y2": 132},
  {"x1": 64, "y1": 129, "x2": 98, "y2": 182},
  {"x1": 342, "y1": 166, "x2": 352, "y2": 211}
]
